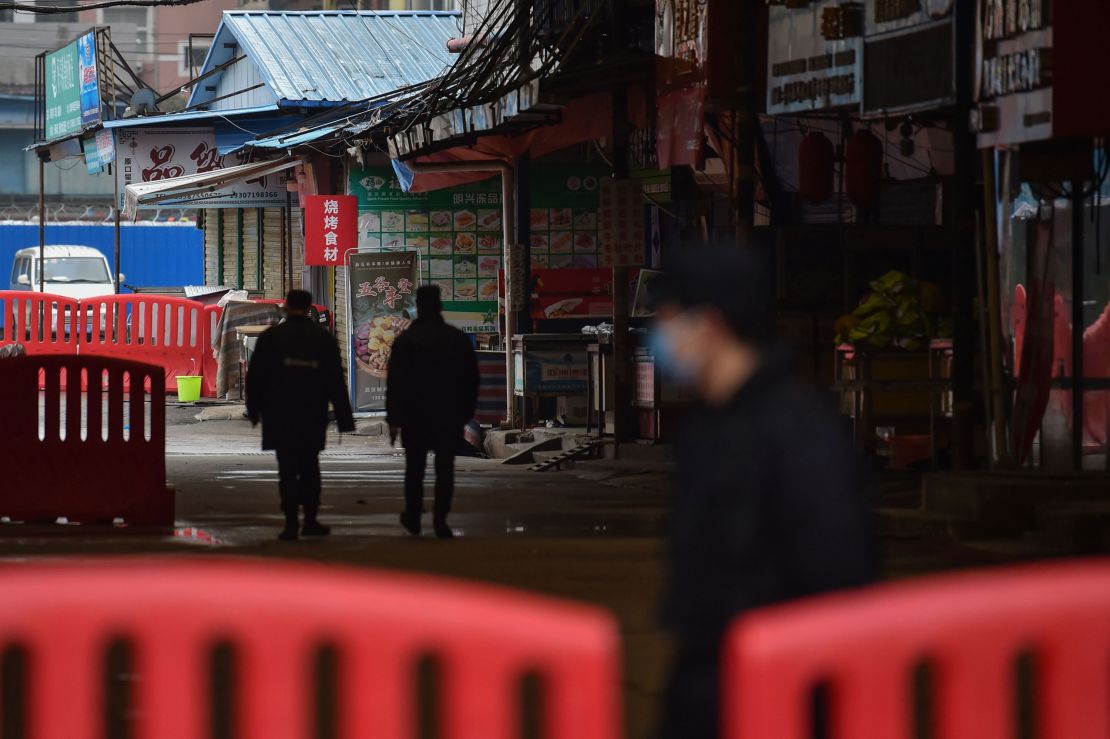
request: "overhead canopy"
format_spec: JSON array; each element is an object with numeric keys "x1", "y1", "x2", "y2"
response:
[{"x1": 122, "y1": 157, "x2": 299, "y2": 220}]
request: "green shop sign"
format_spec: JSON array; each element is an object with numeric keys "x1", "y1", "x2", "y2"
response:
[{"x1": 44, "y1": 31, "x2": 100, "y2": 142}]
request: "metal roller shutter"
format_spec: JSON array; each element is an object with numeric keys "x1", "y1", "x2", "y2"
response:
[
  {"x1": 241, "y1": 208, "x2": 261, "y2": 292},
  {"x1": 203, "y1": 212, "x2": 219, "y2": 286},
  {"x1": 222, "y1": 209, "x2": 239, "y2": 287},
  {"x1": 262, "y1": 207, "x2": 284, "y2": 299}
]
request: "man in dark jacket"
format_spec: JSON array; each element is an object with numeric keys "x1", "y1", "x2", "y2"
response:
[
  {"x1": 653, "y1": 248, "x2": 874, "y2": 739},
  {"x1": 386, "y1": 286, "x2": 479, "y2": 538},
  {"x1": 247, "y1": 290, "x2": 355, "y2": 541}
]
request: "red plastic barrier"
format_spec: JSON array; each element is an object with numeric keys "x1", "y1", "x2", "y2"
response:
[
  {"x1": 725, "y1": 560, "x2": 1110, "y2": 739},
  {"x1": 0, "y1": 355, "x2": 172, "y2": 526},
  {"x1": 0, "y1": 290, "x2": 81, "y2": 356},
  {"x1": 0, "y1": 558, "x2": 621, "y2": 739},
  {"x1": 81, "y1": 295, "x2": 208, "y2": 394}
]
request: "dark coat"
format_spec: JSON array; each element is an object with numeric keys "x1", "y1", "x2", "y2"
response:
[
  {"x1": 661, "y1": 351, "x2": 874, "y2": 645},
  {"x1": 246, "y1": 316, "x2": 355, "y2": 452},
  {"x1": 385, "y1": 315, "x2": 479, "y2": 447}
]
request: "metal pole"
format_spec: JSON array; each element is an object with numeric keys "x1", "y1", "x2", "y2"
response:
[
  {"x1": 1071, "y1": 183, "x2": 1085, "y2": 470},
  {"x1": 286, "y1": 191, "x2": 294, "y2": 292},
  {"x1": 401, "y1": 158, "x2": 517, "y2": 426},
  {"x1": 38, "y1": 154, "x2": 45, "y2": 292},
  {"x1": 981, "y1": 148, "x2": 1009, "y2": 465},
  {"x1": 113, "y1": 163, "x2": 121, "y2": 294}
]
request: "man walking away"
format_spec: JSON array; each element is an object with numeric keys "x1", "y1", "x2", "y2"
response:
[
  {"x1": 386, "y1": 286, "x2": 479, "y2": 538},
  {"x1": 247, "y1": 290, "x2": 355, "y2": 541},
  {"x1": 652, "y1": 248, "x2": 874, "y2": 739}
]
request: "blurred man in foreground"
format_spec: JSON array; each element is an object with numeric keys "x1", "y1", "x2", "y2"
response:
[
  {"x1": 653, "y1": 248, "x2": 874, "y2": 739},
  {"x1": 247, "y1": 290, "x2": 355, "y2": 541},
  {"x1": 386, "y1": 286, "x2": 479, "y2": 538}
]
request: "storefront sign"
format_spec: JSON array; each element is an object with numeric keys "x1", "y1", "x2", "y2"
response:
[
  {"x1": 347, "y1": 250, "x2": 419, "y2": 413},
  {"x1": 600, "y1": 179, "x2": 646, "y2": 267},
  {"x1": 304, "y1": 195, "x2": 357, "y2": 267},
  {"x1": 115, "y1": 128, "x2": 290, "y2": 210},
  {"x1": 863, "y1": 1, "x2": 955, "y2": 116},
  {"x1": 513, "y1": 350, "x2": 589, "y2": 394},
  {"x1": 351, "y1": 164, "x2": 614, "y2": 331},
  {"x1": 768, "y1": 2, "x2": 863, "y2": 115},
  {"x1": 350, "y1": 166, "x2": 502, "y2": 332},
  {"x1": 44, "y1": 31, "x2": 99, "y2": 141},
  {"x1": 973, "y1": 0, "x2": 1052, "y2": 146},
  {"x1": 655, "y1": 0, "x2": 707, "y2": 68}
]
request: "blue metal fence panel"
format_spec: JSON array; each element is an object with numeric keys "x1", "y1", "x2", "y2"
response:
[{"x1": 0, "y1": 223, "x2": 203, "y2": 292}]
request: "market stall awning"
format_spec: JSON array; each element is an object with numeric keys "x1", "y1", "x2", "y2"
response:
[{"x1": 122, "y1": 156, "x2": 300, "y2": 219}]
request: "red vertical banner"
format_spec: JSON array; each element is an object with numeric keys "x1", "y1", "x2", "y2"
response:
[{"x1": 304, "y1": 194, "x2": 357, "y2": 267}]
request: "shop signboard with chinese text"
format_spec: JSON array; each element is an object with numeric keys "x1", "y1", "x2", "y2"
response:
[
  {"x1": 767, "y1": 1, "x2": 863, "y2": 115},
  {"x1": 115, "y1": 127, "x2": 290, "y2": 210},
  {"x1": 305, "y1": 195, "x2": 357, "y2": 267},
  {"x1": 974, "y1": 0, "x2": 1110, "y2": 147},
  {"x1": 863, "y1": 1, "x2": 954, "y2": 116},
  {"x1": 350, "y1": 165, "x2": 617, "y2": 334},
  {"x1": 346, "y1": 250, "x2": 419, "y2": 413},
  {"x1": 350, "y1": 167, "x2": 501, "y2": 334},
  {"x1": 44, "y1": 31, "x2": 100, "y2": 141},
  {"x1": 513, "y1": 350, "x2": 589, "y2": 394}
]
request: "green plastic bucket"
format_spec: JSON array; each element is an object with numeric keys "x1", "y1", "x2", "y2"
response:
[{"x1": 176, "y1": 376, "x2": 202, "y2": 403}]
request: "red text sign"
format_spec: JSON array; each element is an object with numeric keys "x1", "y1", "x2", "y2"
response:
[{"x1": 305, "y1": 194, "x2": 357, "y2": 266}]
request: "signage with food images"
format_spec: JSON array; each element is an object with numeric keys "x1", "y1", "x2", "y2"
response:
[
  {"x1": 350, "y1": 164, "x2": 612, "y2": 333},
  {"x1": 527, "y1": 164, "x2": 604, "y2": 270},
  {"x1": 346, "y1": 250, "x2": 419, "y2": 413},
  {"x1": 351, "y1": 166, "x2": 501, "y2": 335}
]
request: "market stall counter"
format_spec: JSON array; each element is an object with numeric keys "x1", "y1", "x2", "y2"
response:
[{"x1": 512, "y1": 334, "x2": 594, "y2": 430}]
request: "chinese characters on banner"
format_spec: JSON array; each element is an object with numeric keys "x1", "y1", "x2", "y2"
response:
[
  {"x1": 347, "y1": 251, "x2": 419, "y2": 412},
  {"x1": 305, "y1": 195, "x2": 357, "y2": 266},
  {"x1": 600, "y1": 179, "x2": 646, "y2": 267},
  {"x1": 114, "y1": 127, "x2": 290, "y2": 211}
]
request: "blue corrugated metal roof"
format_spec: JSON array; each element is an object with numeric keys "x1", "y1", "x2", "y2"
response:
[
  {"x1": 102, "y1": 105, "x2": 282, "y2": 129},
  {"x1": 190, "y1": 11, "x2": 459, "y2": 109}
]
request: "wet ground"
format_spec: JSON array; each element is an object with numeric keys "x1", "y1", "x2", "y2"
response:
[{"x1": 0, "y1": 402, "x2": 1025, "y2": 739}]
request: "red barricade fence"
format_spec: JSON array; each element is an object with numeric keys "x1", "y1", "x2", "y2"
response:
[
  {"x1": 0, "y1": 355, "x2": 173, "y2": 526},
  {"x1": 725, "y1": 560, "x2": 1110, "y2": 739},
  {"x1": 0, "y1": 290, "x2": 81, "y2": 356},
  {"x1": 81, "y1": 295, "x2": 208, "y2": 393},
  {"x1": 0, "y1": 558, "x2": 621, "y2": 739}
]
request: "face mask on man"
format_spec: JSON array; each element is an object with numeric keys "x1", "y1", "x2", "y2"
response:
[{"x1": 649, "y1": 313, "x2": 701, "y2": 383}]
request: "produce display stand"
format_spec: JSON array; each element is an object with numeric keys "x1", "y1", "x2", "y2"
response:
[{"x1": 835, "y1": 343, "x2": 953, "y2": 467}]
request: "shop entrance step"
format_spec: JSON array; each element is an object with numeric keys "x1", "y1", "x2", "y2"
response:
[{"x1": 529, "y1": 441, "x2": 604, "y2": 472}]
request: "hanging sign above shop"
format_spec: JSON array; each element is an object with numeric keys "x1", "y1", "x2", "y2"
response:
[
  {"x1": 767, "y1": 1, "x2": 863, "y2": 115},
  {"x1": 115, "y1": 127, "x2": 291, "y2": 211},
  {"x1": 972, "y1": 0, "x2": 1110, "y2": 148},
  {"x1": 304, "y1": 195, "x2": 357, "y2": 267},
  {"x1": 862, "y1": 0, "x2": 955, "y2": 116}
]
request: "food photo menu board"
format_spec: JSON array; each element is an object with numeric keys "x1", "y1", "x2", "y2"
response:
[
  {"x1": 349, "y1": 164, "x2": 640, "y2": 333},
  {"x1": 350, "y1": 168, "x2": 503, "y2": 334},
  {"x1": 527, "y1": 165, "x2": 605, "y2": 270}
]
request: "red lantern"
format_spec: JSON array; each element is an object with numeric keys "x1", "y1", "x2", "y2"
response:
[
  {"x1": 845, "y1": 129, "x2": 884, "y2": 207},
  {"x1": 798, "y1": 132, "x2": 835, "y2": 203}
]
